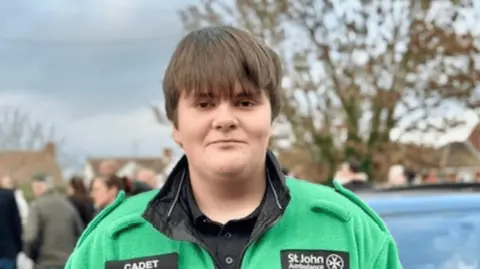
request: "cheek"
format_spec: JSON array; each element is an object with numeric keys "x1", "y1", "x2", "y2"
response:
[
  {"x1": 249, "y1": 117, "x2": 273, "y2": 143},
  {"x1": 91, "y1": 191, "x2": 100, "y2": 202},
  {"x1": 107, "y1": 189, "x2": 117, "y2": 199},
  {"x1": 178, "y1": 117, "x2": 209, "y2": 144}
]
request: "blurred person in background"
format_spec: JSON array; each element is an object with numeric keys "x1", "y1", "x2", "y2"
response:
[
  {"x1": 0, "y1": 183, "x2": 22, "y2": 269},
  {"x1": 404, "y1": 168, "x2": 417, "y2": 185},
  {"x1": 90, "y1": 175, "x2": 124, "y2": 214},
  {"x1": 67, "y1": 176, "x2": 95, "y2": 228},
  {"x1": 98, "y1": 160, "x2": 119, "y2": 177},
  {"x1": 335, "y1": 158, "x2": 372, "y2": 192},
  {"x1": 24, "y1": 173, "x2": 84, "y2": 269},
  {"x1": 135, "y1": 168, "x2": 159, "y2": 189},
  {"x1": 0, "y1": 176, "x2": 29, "y2": 228},
  {"x1": 90, "y1": 174, "x2": 147, "y2": 214},
  {"x1": 423, "y1": 170, "x2": 438, "y2": 184},
  {"x1": 0, "y1": 175, "x2": 33, "y2": 269},
  {"x1": 281, "y1": 167, "x2": 292, "y2": 176},
  {"x1": 129, "y1": 177, "x2": 153, "y2": 196},
  {"x1": 474, "y1": 171, "x2": 480, "y2": 182},
  {"x1": 386, "y1": 165, "x2": 416, "y2": 188}
]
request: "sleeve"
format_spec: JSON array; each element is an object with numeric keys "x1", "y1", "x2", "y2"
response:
[
  {"x1": 372, "y1": 234, "x2": 403, "y2": 269},
  {"x1": 14, "y1": 190, "x2": 30, "y2": 226},
  {"x1": 10, "y1": 193, "x2": 23, "y2": 254},
  {"x1": 73, "y1": 211, "x2": 85, "y2": 238},
  {"x1": 23, "y1": 203, "x2": 41, "y2": 260},
  {"x1": 65, "y1": 226, "x2": 111, "y2": 269}
]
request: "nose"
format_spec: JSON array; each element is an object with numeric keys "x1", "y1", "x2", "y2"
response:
[{"x1": 212, "y1": 102, "x2": 239, "y2": 131}]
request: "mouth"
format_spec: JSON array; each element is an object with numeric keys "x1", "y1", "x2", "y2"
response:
[{"x1": 209, "y1": 139, "x2": 245, "y2": 145}]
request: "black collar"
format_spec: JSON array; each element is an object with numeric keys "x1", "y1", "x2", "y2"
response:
[
  {"x1": 184, "y1": 170, "x2": 269, "y2": 226},
  {"x1": 142, "y1": 150, "x2": 290, "y2": 242}
]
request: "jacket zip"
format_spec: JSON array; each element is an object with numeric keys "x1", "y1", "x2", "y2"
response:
[
  {"x1": 237, "y1": 215, "x2": 282, "y2": 269},
  {"x1": 186, "y1": 228, "x2": 222, "y2": 268},
  {"x1": 198, "y1": 241, "x2": 222, "y2": 268}
]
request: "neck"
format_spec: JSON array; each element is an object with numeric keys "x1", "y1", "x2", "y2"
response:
[{"x1": 188, "y1": 167, "x2": 266, "y2": 224}]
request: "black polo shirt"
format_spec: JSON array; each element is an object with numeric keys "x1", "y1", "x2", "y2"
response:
[{"x1": 182, "y1": 178, "x2": 269, "y2": 269}]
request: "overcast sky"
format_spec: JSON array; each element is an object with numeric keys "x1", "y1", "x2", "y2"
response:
[
  {"x1": 0, "y1": 0, "x2": 478, "y2": 174},
  {"x1": 0, "y1": 0, "x2": 199, "y2": 170}
]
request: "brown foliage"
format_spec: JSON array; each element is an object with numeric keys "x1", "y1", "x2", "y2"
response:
[{"x1": 179, "y1": 0, "x2": 480, "y2": 181}]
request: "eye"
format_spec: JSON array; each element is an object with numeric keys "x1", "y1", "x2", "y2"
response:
[
  {"x1": 238, "y1": 100, "x2": 255, "y2": 107},
  {"x1": 195, "y1": 101, "x2": 215, "y2": 108}
]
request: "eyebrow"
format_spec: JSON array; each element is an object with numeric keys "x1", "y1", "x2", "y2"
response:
[{"x1": 193, "y1": 90, "x2": 258, "y2": 99}]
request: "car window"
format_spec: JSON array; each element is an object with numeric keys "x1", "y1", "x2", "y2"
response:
[{"x1": 381, "y1": 209, "x2": 480, "y2": 269}]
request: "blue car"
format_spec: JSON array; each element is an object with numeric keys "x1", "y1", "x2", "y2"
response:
[{"x1": 361, "y1": 183, "x2": 480, "y2": 269}]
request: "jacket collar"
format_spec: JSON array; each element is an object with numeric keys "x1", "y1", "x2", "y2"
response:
[{"x1": 142, "y1": 150, "x2": 290, "y2": 241}]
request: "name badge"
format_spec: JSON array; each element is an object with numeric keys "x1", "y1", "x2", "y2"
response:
[
  {"x1": 105, "y1": 253, "x2": 178, "y2": 269},
  {"x1": 281, "y1": 249, "x2": 349, "y2": 269}
]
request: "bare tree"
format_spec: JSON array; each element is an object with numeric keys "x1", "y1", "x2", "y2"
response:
[
  {"x1": 0, "y1": 106, "x2": 74, "y2": 182},
  {"x1": 0, "y1": 106, "x2": 64, "y2": 151},
  {"x1": 179, "y1": 0, "x2": 480, "y2": 181}
]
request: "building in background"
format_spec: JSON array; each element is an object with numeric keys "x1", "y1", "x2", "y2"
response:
[
  {"x1": 83, "y1": 148, "x2": 174, "y2": 184},
  {"x1": 0, "y1": 142, "x2": 63, "y2": 187}
]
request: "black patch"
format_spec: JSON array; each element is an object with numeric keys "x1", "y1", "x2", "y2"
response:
[
  {"x1": 281, "y1": 250, "x2": 349, "y2": 269},
  {"x1": 105, "y1": 253, "x2": 178, "y2": 269}
]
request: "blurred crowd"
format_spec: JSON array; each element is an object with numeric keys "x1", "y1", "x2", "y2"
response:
[
  {"x1": 0, "y1": 160, "x2": 159, "y2": 269},
  {"x1": 332, "y1": 158, "x2": 480, "y2": 193},
  {"x1": 2, "y1": 156, "x2": 480, "y2": 269}
]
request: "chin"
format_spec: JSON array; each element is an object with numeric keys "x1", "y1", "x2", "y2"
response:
[
  {"x1": 209, "y1": 162, "x2": 247, "y2": 176},
  {"x1": 201, "y1": 149, "x2": 257, "y2": 175}
]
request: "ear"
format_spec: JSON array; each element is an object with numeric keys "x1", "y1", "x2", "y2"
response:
[{"x1": 172, "y1": 126, "x2": 183, "y2": 147}]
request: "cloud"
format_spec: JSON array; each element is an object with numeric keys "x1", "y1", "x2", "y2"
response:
[
  {"x1": 0, "y1": 0, "x2": 189, "y2": 41},
  {"x1": 0, "y1": 91, "x2": 73, "y2": 124},
  {"x1": 0, "y1": 1, "x2": 192, "y2": 117},
  {"x1": 0, "y1": 91, "x2": 179, "y2": 168},
  {"x1": 0, "y1": 1, "x2": 196, "y2": 177},
  {"x1": 67, "y1": 106, "x2": 177, "y2": 157}
]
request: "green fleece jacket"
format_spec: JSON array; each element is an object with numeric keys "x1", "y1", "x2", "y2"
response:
[{"x1": 66, "y1": 179, "x2": 402, "y2": 269}]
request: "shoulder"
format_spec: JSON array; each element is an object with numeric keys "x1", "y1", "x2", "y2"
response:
[
  {"x1": 76, "y1": 189, "x2": 159, "y2": 245},
  {"x1": 0, "y1": 189, "x2": 16, "y2": 205},
  {"x1": 0, "y1": 188, "x2": 15, "y2": 198},
  {"x1": 286, "y1": 177, "x2": 387, "y2": 232}
]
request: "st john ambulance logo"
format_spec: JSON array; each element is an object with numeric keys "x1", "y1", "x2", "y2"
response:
[
  {"x1": 281, "y1": 250, "x2": 349, "y2": 269},
  {"x1": 325, "y1": 254, "x2": 344, "y2": 269}
]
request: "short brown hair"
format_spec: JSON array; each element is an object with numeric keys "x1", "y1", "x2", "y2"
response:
[
  {"x1": 162, "y1": 26, "x2": 283, "y2": 124},
  {"x1": 93, "y1": 175, "x2": 132, "y2": 195}
]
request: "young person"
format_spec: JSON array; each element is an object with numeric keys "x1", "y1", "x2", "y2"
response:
[{"x1": 66, "y1": 26, "x2": 402, "y2": 269}]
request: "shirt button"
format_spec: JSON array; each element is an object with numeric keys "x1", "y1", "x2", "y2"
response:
[
  {"x1": 225, "y1": 256, "x2": 234, "y2": 265},
  {"x1": 224, "y1": 232, "x2": 232, "y2": 239}
]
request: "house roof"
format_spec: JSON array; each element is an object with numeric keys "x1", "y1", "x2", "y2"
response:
[
  {"x1": 0, "y1": 143, "x2": 63, "y2": 186},
  {"x1": 440, "y1": 141, "x2": 480, "y2": 168},
  {"x1": 86, "y1": 157, "x2": 168, "y2": 175}
]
